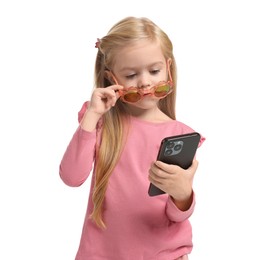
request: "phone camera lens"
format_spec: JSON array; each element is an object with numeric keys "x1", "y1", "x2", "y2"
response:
[
  {"x1": 173, "y1": 141, "x2": 183, "y2": 154},
  {"x1": 164, "y1": 140, "x2": 183, "y2": 156},
  {"x1": 166, "y1": 141, "x2": 175, "y2": 149},
  {"x1": 165, "y1": 149, "x2": 172, "y2": 156},
  {"x1": 174, "y1": 144, "x2": 182, "y2": 152}
]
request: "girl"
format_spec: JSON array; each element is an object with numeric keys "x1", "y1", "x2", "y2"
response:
[{"x1": 60, "y1": 16, "x2": 205, "y2": 260}]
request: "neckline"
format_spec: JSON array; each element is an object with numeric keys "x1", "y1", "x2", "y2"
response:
[{"x1": 129, "y1": 115, "x2": 175, "y2": 126}]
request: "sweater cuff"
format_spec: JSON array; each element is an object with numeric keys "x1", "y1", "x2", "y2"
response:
[{"x1": 165, "y1": 192, "x2": 196, "y2": 222}]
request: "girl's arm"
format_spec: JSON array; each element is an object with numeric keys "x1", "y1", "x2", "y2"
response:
[
  {"x1": 59, "y1": 126, "x2": 97, "y2": 187},
  {"x1": 165, "y1": 192, "x2": 196, "y2": 222},
  {"x1": 59, "y1": 102, "x2": 99, "y2": 187},
  {"x1": 60, "y1": 85, "x2": 123, "y2": 187},
  {"x1": 149, "y1": 159, "x2": 198, "y2": 222}
]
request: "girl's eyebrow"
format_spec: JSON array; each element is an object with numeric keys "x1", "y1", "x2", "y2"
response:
[{"x1": 118, "y1": 61, "x2": 164, "y2": 72}]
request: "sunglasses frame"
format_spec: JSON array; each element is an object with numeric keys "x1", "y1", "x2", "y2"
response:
[
  {"x1": 110, "y1": 59, "x2": 174, "y2": 103},
  {"x1": 117, "y1": 81, "x2": 173, "y2": 103}
]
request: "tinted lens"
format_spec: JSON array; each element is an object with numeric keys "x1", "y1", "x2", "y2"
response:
[
  {"x1": 154, "y1": 84, "x2": 171, "y2": 97},
  {"x1": 123, "y1": 91, "x2": 142, "y2": 103}
]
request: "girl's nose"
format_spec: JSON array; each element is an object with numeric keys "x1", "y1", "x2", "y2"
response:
[
  {"x1": 137, "y1": 74, "x2": 151, "y2": 89},
  {"x1": 139, "y1": 83, "x2": 151, "y2": 89}
]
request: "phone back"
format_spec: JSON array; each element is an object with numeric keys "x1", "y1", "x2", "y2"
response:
[
  {"x1": 148, "y1": 132, "x2": 200, "y2": 196},
  {"x1": 157, "y1": 132, "x2": 200, "y2": 169}
]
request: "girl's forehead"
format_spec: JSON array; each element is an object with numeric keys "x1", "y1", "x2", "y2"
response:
[{"x1": 113, "y1": 39, "x2": 165, "y2": 71}]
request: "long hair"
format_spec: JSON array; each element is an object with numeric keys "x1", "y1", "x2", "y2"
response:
[{"x1": 90, "y1": 16, "x2": 177, "y2": 228}]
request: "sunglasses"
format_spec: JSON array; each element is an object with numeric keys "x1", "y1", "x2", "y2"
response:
[
  {"x1": 117, "y1": 81, "x2": 173, "y2": 103},
  {"x1": 111, "y1": 60, "x2": 174, "y2": 103}
]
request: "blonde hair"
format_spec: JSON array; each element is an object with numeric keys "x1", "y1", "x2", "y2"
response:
[{"x1": 91, "y1": 16, "x2": 177, "y2": 228}]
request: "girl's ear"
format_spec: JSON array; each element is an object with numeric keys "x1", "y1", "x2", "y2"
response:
[
  {"x1": 104, "y1": 70, "x2": 118, "y2": 85},
  {"x1": 166, "y1": 58, "x2": 173, "y2": 82},
  {"x1": 167, "y1": 58, "x2": 172, "y2": 68}
]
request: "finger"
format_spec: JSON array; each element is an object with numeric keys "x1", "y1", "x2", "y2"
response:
[
  {"x1": 185, "y1": 159, "x2": 198, "y2": 171},
  {"x1": 149, "y1": 167, "x2": 168, "y2": 181},
  {"x1": 187, "y1": 159, "x2": 199, "y2": 175},
  {"x1": 107, "y1": 84, "x2": 124, "y2": 92},
  {"x1": 155, "y1": 160, "x2": 182, "y2": 174},
  {"x1": 148, "y1": 170, "x2": 164, "y2": 185},
  {"x1": 98, "y1": 89, "x2": 117, "y2": 103},
  {"x1": 105, "y1": 85, "x2": 124, "y2": 103}
]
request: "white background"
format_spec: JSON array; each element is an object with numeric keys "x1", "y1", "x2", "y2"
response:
[{"x1": 0, "y1": 0, "x2": 265, "y2": 259}]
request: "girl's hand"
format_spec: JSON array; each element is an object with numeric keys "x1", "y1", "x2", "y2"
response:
[
  {"x1": 148, "y1": 159, "x2": 199, "y2": 210},
  {"x1": 87, "y1": 85, "x2": 123, "y2": 116},
  {"x1": 80, "y1": 85, "x2": 123, "y2": 132}
]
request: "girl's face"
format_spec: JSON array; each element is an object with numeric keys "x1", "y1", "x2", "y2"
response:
[{"x1": 112, "y1": 39, "x2": 169, "y2": 110}]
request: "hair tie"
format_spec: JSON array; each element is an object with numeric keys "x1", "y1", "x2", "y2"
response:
[{"x1": 95, "y1": 38, "x2": 101, "y2": 48}]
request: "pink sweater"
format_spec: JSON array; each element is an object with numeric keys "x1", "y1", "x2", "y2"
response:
[{"x1": 59, "y1": 102, "x2": 205, "y2": 260}]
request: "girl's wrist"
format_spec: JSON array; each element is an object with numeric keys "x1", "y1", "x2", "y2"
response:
[
  {"x1": 80, "y1": 109, "x2": 102, "y2": 131},
  {"x1": 171, "y1": 192, "x2": 193, "y2": 211}
]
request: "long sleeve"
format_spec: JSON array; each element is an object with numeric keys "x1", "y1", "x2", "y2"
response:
[
  {"x1": 59, "y1": 101, "x2": 98, "y2": 187},
  {"x1": 165, "y1": 192, "x2": 195, "y2": 222},
  {"x1": 59, "y1": 126, "x2": 97, "y2": 187}
]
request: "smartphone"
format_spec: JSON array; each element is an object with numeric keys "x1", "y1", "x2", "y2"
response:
[{"x1": 148, "y1": 132, "x2": 201, "y2": 197}]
